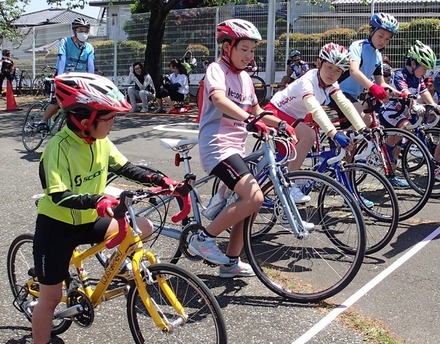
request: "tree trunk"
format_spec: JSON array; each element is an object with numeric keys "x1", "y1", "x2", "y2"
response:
[{"x1": 144, "y1": 0, "x2": 179, "y2": 90}]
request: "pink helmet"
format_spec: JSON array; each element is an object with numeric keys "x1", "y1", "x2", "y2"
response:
[{"x1": 217, "y1": 19, "x2": 262, "y2": 44}]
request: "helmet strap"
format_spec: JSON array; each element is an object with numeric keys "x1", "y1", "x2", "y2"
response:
[{"x1": 68, "y1": 111, "x2": 98, "y2": 145}]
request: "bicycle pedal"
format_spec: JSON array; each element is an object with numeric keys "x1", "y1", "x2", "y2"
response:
[{"x1": 203, "y1": 259, "x2": 218, "y2": 268}]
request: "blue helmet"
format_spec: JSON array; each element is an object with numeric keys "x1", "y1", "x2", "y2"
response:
[{"x1": 370, "y1": 13, "x2": 399, "y2": 35}]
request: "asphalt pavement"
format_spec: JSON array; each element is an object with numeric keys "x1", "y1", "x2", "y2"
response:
[{"x1": 1, "y1": 106, "x2": 440, "y2": 344}]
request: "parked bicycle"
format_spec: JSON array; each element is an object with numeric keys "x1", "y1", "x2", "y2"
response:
[
  {"x1": 32, "y1": 65, "x2": 56, "y2": 96},
  {"x1": 21, "y1": 78, "x2": 66, "y2": 152},
  {"x1": 7, "y1": 187, "x2": 227, "y2": 343},
  {"x1": 12, "y1": 67, "x2": 32, "y2": 96},
  {"x1": 105, "y1": 112, "x2": 366, "y2": 303}
]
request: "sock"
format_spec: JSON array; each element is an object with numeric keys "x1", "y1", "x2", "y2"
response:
[
  {"x1": 197, "y1": 229, "x2": 215, "y2": 241},
  {"x1": 225, "y1": 256, "x2": 239, "y2": 266}
]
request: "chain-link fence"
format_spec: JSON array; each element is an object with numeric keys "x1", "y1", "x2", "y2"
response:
[{"x1": 3, "y1": 1, "x2": 440, "y2": 94}]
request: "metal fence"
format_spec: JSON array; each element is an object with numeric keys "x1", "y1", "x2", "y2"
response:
[{"x1": 4, "y1": 0, "x2": 440, "y2": 94}]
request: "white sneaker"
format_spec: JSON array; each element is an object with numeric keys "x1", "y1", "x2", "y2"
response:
[
  {"x1": 219, "y1": 259, "x2": 255, "y2": 278},
  {"x1": 289, "y1": 185, "x2": 311, "y2": 204}
]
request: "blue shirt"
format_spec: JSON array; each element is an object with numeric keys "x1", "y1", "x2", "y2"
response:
[
  {"x1": 339, "y1": 39, "x2": 382, "y2": 99},
  {"x1": 56, "y1": 37, "x2": 95, "y2": 74}
]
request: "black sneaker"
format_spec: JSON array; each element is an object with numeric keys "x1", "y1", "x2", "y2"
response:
[{"x1": 36, "y1": 122, "x2": 49, "y2": 133}]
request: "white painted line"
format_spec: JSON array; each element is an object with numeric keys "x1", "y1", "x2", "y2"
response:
[
  {"x1": 153, "y1": 123, "x2": 199, "y2": 134},
  {"x1": 292, "y1": 225, "x2": 440, "y2": 344}
]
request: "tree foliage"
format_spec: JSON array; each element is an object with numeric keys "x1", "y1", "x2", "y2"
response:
[{"x1": 0, "y1": 0, "x2": 30, "y2": 44}]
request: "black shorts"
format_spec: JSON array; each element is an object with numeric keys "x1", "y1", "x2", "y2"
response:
[
  {"x1": 328, "y1": 92, "x2": 359, "y2": 129},
  {"x1": 210, "y1": 153, "x2": 251, "y2": 190},
  {"x1": 33, "y1": 214, "x2": 111, "y2": 285}
]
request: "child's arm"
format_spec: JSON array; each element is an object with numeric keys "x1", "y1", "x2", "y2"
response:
[
  {"x1": 350, "y1": 60, "x2": 387, "y2": 99},
  {"x1": 210, "y1": 91, "x2": 252, "y2": 121},
  {"x1": 331, "y1": 91, "x2": 366, "y2": 131}
]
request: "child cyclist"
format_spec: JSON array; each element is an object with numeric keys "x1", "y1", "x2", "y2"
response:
[
  {"x1": 328, "y1": 12, "x2": 408, "y2": 187},
  {"x1": 188, "y1": 19, "x2": 295, "y2": 278},
  {"x1": 265, "y1": 42, "x2": 367, "y2": 204},
  {"x1": 32, "y1": 73, "x2": 180, "y2": 344},
  {"x1": 379, "y1": 40, "x2": 440, "y2": 181}
]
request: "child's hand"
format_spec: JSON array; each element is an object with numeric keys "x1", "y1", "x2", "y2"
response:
[
  {"x1": 333, "y1": 132, "x2": 351, "y2": 148},
  {"x1": 96, "y1": 196, "x2": 119, "y2": 217},
  {"x1": 369, "y1": 84, "x2": 387, "y2": 100},
  {"x1": 159, "y1": 176, "x2": 179, "y2": 191},
  {"x1": 254, "y1": 119, "x2": 270, "y2": 133}
]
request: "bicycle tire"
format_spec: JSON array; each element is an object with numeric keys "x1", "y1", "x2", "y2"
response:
[
  {"x1": 7, "y1": 234, "x2": 73, "y2": 335},
  {"x1": 251, "y1": 75, "x2": 268, "y2": 106},
  {"x1": 21, "y1": 101, "x2": 49, "y2": 152},
  {"x1": 354, "y1": 127, "x2": 434, "y2": 221},
  {"x1": 244, "y1": 170, "x2": 366, "y2": 303},
  {"x1": 102, "y1": 165, "x2": 184, "y2": 265},
  {"x1": 51, "y1": 111, "x2": 67, "y2": 134},
  {"x1": 330, "y1": 163, "x2": 399, "y2": 255},
  {"x1": 126, "y1": 262, "x2": 227, "y2": 344},
  {"x1": 411, "y1": 127, "x2": 440, "y2": 198},
  {"x1": 32, "y1": 75, "x2": 46, "y2": 96}
]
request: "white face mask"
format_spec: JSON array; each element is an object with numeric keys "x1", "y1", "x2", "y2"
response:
[{"x1": 76, "y1": 32, "x2": 89, "y2": 42}]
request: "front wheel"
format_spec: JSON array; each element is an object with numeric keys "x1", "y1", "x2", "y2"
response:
[
  {"x1": 7, "y1": 234, "x2": 72, "y2": 335},
  {"x1": 126, "y1": 263, "x2": 227, "y2": 344},
  {"x1": 21, "y1": 101, "x2": 48, "y2": 152},
  {"x1": 244, "y1": 170, "x2": 366, "y2": 303}
]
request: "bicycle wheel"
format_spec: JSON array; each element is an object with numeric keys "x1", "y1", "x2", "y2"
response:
[
  {"x1": 103, "y1": 165, "x2": 185, "y2": 265},
  {"x1": 332, "y1": 163, "x2": 399, "y2": 255},
  {"x1": 244, "y1": 170, "x2": 366, "y2": 303},
  {"x1": 51, "y1": 111, "x2": 67, "y2": 134},
  {"x1": 21, "y1": 101, "x2": 49, "y2": 152},
  {"x1": 32, "y1": 75, "x2": 46, "y2": 96},
  {"x1": 126, "y1": 262, "x2": 227, "y2": 344},
  {"x1": 7, "y1": 234, "x2": 72, "y2": 335},
  {"x1": 411, "y1": 127, "x2": 440, "y2": 198},
  {"x1": 251, "y1": 75, "x2": 267, "y2": 106},
  {"x1": 354, "y1": 128, "x2": 434, "y2": 221}
]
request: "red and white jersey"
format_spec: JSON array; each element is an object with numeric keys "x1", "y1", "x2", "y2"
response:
[{"x1": 270, "y1": 69, "x2": 340, "y2": 119}]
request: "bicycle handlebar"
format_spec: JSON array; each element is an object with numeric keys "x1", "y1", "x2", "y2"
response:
[{"x1": 105, "y1": 180, "x2": 192, "y2": 249}]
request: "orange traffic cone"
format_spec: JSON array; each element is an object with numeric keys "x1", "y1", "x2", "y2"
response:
[{"x1": 6, "y1": 80, "x2": 20, "y2": 111}]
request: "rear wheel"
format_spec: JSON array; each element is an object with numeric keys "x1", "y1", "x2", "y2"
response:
[
  {"x1": 7, "y1": 234, "x2": 72, "y2": 335},
  {"x1": 126, "y1": 263, "x2": 227, "y2": 344}
]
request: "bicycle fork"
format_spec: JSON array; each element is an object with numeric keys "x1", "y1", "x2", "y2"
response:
[{"x1": 132, "y1": 250, "x2": 187, "y2": 333}]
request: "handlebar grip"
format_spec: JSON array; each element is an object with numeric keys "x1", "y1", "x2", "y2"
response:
[
  {"x1": 245, "y1": 111, "x2": 272, "y2": 132},
  {"x1": 105, "y1": 191, "x2": 132, "y2": 249}
]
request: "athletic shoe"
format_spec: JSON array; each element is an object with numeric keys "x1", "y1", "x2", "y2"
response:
[
  {"x1": 360, "y1": 195, "x2": 374, "y2": 208},
  {"x1": 129, "y1": 106, "x2": 139, "y2": 112},
  {"x1": 188, "y1": 235, "x2": 229, "y2": 265},
  {"x1": 154, "y1": 108, "x2": 166, "y2": 114},
  {"x1": 140, "y1": 107, "x2": 149, "y2": 113},
  {"x1": 168, "y1": 108, "x2": 180, "y2": 114},
  {"x1": 37, "y1": 121, "x2": 49, "y2": 132},
  {"x1": 281, "y1": 216, "x2": 315, "y2": 231},
  {"x1": 289, "y1": 185, "x2": 311, "y2": 204},
  {"x1": 387, "y1": 176, "x2": 409, "y2": 188},
  {"x1": 219, "y1": 259, "x2": 255, "y2": 278},
  {"x1": 435, "y1": 167, "x2": 440, "y2": 182}
]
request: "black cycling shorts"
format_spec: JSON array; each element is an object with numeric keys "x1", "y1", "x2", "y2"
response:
[
  {"x1": 33, "y1": 214, "x2": 111, "y2": 285},
  {"x1": 210, "y1": 153, "x2": 251, "y2": 190}
]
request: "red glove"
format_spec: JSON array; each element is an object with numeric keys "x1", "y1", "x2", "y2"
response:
[
  {"x1": 284, "y1": 124, "x2": 295, "y2": 137},
  {"x1": 369, "y1": 84, "x2": 388, "y2": 100},
  {"x1": 96, "y1": 196, "x2": 119, "y2": 217},
  {"x1": 399, "y1": 90, "x2": 410, "y2": 99},
  {"x1": 160, "y1": 176, "x2": 179, "y2": 189},
  {"x1": 254, "y1": 119, "x2": 269, "y2": 133}
]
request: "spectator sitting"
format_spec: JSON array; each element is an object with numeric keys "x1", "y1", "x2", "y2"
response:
[
  {"x1": 155, "y1": 59, "x2": 189, "y2": 114},
  {"x1": 127, "y1": 62, "x2": 156, "y2": 112},
  {"x1": 418, "y1": 76, "x2": 440, "y2": 104},
  {"x1": 279, "y1": 50, "x2": 310, "y2": 89}
]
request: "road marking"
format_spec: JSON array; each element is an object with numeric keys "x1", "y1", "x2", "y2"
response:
[
  {"x1": 153, "y1": 123, "x2": 199, "y2": 134},
  {"x1": 292, "y1": 225, "x2": 440, "y2": 344}
]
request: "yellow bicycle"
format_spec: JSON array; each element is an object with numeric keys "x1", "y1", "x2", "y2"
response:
[{"x1": 7, "y1": 187, "x2": 227, "y2": 343}]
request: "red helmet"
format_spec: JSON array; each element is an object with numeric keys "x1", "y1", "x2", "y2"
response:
[
  {"x1": 55, "y1": 72, "x2": 130, "y2": 113},
  {"x1": 216, "y1": 19, "x2": 262, "y2": 44},
  {"x1": 55, "y1": 73, "x2": 130, "y2": 142}
]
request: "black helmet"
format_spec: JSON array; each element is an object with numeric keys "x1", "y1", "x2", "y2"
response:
[
  {"x1": 2, "y1": 49, "x2": 11, "y2": 56},
  {"x1": 72, "y1": 17, "x2": 91, "y2": 30}
]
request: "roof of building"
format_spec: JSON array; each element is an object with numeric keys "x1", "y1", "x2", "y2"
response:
[
  {"x1": 13, "y1": 8, "x2": 98, "y2": 27},
  {"x1": 332, "y1": 0, "x2": 440, "y2": 3}
]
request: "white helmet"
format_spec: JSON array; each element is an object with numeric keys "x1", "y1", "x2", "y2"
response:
[
  {"x1": 217, "y1": 19, "x2": 262, "y2": 44},
  {"x1": 319, "y1": 43, "x2": 351, "y2": 71}
]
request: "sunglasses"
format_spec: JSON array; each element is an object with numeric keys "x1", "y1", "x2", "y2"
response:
[
  {"x1": 383, "y1": 73, "x2": 391, "y2": 78},
  {"x1": 293, "y1": 59, "x2": 300, "y2": 62}
]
